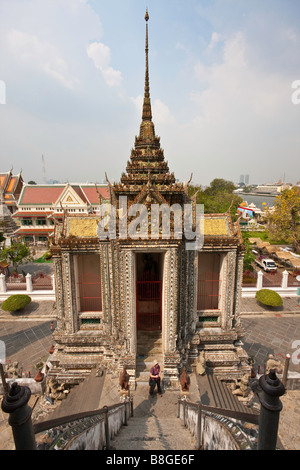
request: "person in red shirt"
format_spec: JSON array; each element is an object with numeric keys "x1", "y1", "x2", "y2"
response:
[{"x1": 149, "y1": 360, "x2": 162, "y2": 396}]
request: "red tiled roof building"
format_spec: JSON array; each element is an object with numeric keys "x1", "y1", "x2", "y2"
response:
[{"x1": 13, "y1": 183, "x2": 109, "y2": 245}]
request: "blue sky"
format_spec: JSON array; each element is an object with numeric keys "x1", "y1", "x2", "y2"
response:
[{"x1": 0, "y1": 0, "x2": 299, "y2": 186}]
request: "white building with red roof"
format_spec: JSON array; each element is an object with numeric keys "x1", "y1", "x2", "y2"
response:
[{"x1": 13, "y1": 183, "x2": 109, "y2": 245}]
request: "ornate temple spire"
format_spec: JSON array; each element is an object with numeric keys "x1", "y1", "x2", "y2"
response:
[
  {"x1": 142, "y1": 9, "x2": 152, "y2": 122},
  {"x1": 138, "y1": 9, "x2": 156, "y2": 143},
  {"x1": 116, "y1": 10, "x2": 178, "y2": 191}
]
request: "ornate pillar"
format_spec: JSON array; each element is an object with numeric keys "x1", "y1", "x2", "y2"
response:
[
  {"x1": 123, "y1": 250, "x2": 136, "y2": 355},
  {"x1": 61, "y1": 251, "x2": 77, "y2": 334},
  {"x1": 221, "y1": 250, "x2": 236, "y2": 331},
  {"x1": 120, "y1": 249, "x2": 136, "y2": 389},
  {"x1": 52, "y1": 253, "x2": 65, "y2": 331},
  {"x1": 100, "y1": 243, "x2": 112, "y2": 335},
  {"x1": 233, "y1": 250, "x2": 244, "y2": 329},
  {"x1": 189, "y1": 250, "x2": 197, "y2": 331},
  {"x1": 163, "y1": 247, "x2": 181, "y2": 389}
]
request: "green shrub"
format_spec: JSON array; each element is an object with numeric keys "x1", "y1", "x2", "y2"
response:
[
  {"x1": 1, "y1": 295, "x2": 32, "y2": 312},
  {"x1": 255, "y1": 289, "x2": 283, "y2": 307}
]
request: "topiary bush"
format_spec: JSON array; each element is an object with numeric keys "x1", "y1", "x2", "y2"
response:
[
  {"x1": 255, "y1": 289, "x2": 283, "y2": 308},
  {"x1": 43, "y1": 251, "x2": 52, "y2": 260},
  {"x1": 1, "y1": 295, "x2": 32, "y2": 312}
]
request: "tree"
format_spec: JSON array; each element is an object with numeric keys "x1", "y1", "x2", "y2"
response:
[
  {"x1": 205, "y1": 178, "x2": 236, "y2": 195},
  {"x1": 188, "y1": 179, "x2": 242, "y2": 221},
  {"x1": 0, "y1": 241, "x2": 32, "y2": 274},
  {"x1": 243, "y1": 240, "x2": 256, "y2": 272},
  {"x1": 266, "y1": 187, "x2": 300, "y2": 253}
]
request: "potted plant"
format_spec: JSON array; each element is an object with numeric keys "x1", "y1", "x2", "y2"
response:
[{"x1": 34, "y1": 360, "x2": 45, "y2": 382}]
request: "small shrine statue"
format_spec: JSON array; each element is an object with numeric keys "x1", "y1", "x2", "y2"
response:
[
  {"x1": 265, "y1": 354, "x2": 282, "y2": 375},
  {"x1": 232, "y1": 374, "x2": 250, "y2": 398},
  {"x1": 6, "y1": 361, "x2": 22, "y2": 379},
  {"x1": 46, "y1": 378, "x2": 69, "y2": 402},
  {"x1": 119, "y1": 366, "x2": 130, "y2": 391},
  {"x1": 179, "y1": 367, "x2": 190, "y2": 392},
  {"x1": 195, "y1": 351, "x2": 206, "y2": 376}
]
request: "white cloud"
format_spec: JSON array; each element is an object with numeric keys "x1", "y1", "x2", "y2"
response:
[
  {"x1": 153, "y1": 99, "x2": 176, "y2": 125},
  {"x1": 7, "y1": 29, "x2": 79, "y2": 90},
  {"x1": 131, "y1": 94, "x2": 143, "y2": 114},
  {"x1": 87, "y1": 42, "x2": 122, "y2": 88},
  {"x1": 208, "y1": 32, "x2": 222, "y2": 49},
  {"x1": 192, "y1": 31, "x2": 290, "y2": 122},
  {"x1": 280, "y1": 27, "x2": 299, "y2": 44}
]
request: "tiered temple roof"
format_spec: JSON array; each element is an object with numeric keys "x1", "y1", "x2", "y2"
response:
[
  {"x1": 0, "y1": 187, "x2": 18, "y2": 237},
  {"x1": 0, "y1": 170, "x2": 23, "y2": 212}
]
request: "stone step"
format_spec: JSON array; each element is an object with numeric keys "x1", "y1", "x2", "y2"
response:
[
  {"x1": 137, "y1": 335, "x2": 162, "y2": 343},
  {"x1": 136, "y1": 357, "x2": 163, "y2": 368},
  {"x1": 135, "y1": 371, "x2": 151, "y2": 382},
  {"x1": 137, "y1": 347, "x2": 163, "y2": 356},
  {"x1": 136, "y1": 354, "x2": 163, "y2": 366},
  {"x1": 137, "y1": 342, "x2": 162, "y2": 351},
  {"x1": 137, "y1": 330, "x2": 162, "y2": 337},
  {"x1": 111, "y1": 417, "x2": 196, "y2": 450},
  {"x1": 137, "y1": 333, "x2": 162, "y2": 343},
  {"x1": 137, "y1": 338, "x2": 162, "y2": 347}
]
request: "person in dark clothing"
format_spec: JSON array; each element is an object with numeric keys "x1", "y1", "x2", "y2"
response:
[{"x1": 149, "y1": 360, "x2": 162, "y2": 396}]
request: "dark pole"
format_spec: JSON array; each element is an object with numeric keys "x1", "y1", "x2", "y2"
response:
[
  {"x1": 1, "y1": 382, "x2": 37, "y2": 450},
  {"x1": 130, "y1": 396, "x2": 134, "y2": 417},
  {"x1": 103, "y1": 406, "x2": 110, "y2": 450},
  {"x1": 257, "y1": 369, "x2": 285, "y2": 450},
  {"x1": 196, "y1": 406, "x2": 202, "y2": 450},
  {"x1": 282, "y1": 354, "x2": 290, "y2": 388},
  {"x1": 0, "y1": 363, "x2": 9, "y2": 394}
]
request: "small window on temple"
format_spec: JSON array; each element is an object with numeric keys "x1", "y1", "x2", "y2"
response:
[
  {"x1": 197, "y1": 253, "x2": 221, "y2": 310},
  {"x1": 76, "y1": 254, "x2": 102, "y2": 312}
]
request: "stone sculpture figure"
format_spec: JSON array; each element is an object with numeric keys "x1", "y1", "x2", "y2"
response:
[
  {"x1": 196, "y1": 351, "x2": 206, "y2": 376},
  {"x1": 6, "y1": 361, "x2": 22, "y2": 378},
  {"x1": 46, "y1": 378, "x2": 69, "y2": 401},
  {"x1": 179, "y1": 367, "x2": 190, "y2": 392},
  {"x1": 119, "y1": 366, "x2": 130, "y2": 390},
  {"x1": 232, "y1": 374, "x2": 250, "y2": 398},
  {"x1": 265, "y1": 354, "x2": 282, "y2": 375}
]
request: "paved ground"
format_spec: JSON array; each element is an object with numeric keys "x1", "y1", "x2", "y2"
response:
[
  {"x1": 242, "y1": 315, "x2": 300, "y2": 374},
  {"x1": 241, "y1": 295, "x2": 300, "y2": 314},
  {"x1": 0, "y1": 297, "x2": 300, "y2": 450},
  {"x1": 0, "y1": 302, "x2": 56, "y2": 376}
]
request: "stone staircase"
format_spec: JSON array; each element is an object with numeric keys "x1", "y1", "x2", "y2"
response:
[
  {"x1": 110, "y1": 384, "x2": 197, "y2": 451},
  {"x1": 110, "y1": 347, "x2": 201, "y2": 452},
  {"x1": 136, "y1": 331, "x2": 163, "y2": 384}
]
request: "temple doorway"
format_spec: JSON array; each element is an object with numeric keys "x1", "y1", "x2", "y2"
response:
[{"x1": 136, "y1": 252, "x2": 163, "y2": 331}]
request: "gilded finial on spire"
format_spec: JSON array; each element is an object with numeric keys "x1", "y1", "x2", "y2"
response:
[{"x1": 142, "y1": 8, "x2": 152, "y2": 122}]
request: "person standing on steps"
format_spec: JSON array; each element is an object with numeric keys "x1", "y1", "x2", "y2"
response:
[{"x1": 149, "y1": 360, "x2": 162, "y2": 396}]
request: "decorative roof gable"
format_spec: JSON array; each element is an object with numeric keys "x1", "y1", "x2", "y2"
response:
[{"x1": 55, "y1": 184, "x2": 87, "y2": 208}]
